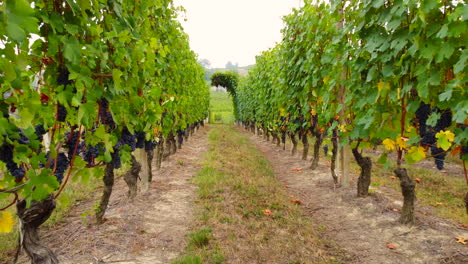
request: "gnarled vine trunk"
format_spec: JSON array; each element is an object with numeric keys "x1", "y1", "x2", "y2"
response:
[
  {"x1": 352, "y1": 146, "x2": 372, "y2": 197},
  {"x1": 124, "y1": 155, "x2": 141, "y2": 200},
  {"x1": 465, "y1": 191, "x2": 468, "y2": 215},
  {"x1": 394, "y1": 168, "x2": 415, "y2": 224},
  {"x1": 265, "y1": 127, "x2": 270, "y2": 141},
  {"x1": 147, "y1": 149, "x2": 154, "y2": 182},
  {"x1": 17, "y1": 195, "x2": 59, "y2": 264},
  {"x1": 290, "y1": 132, "x2": 298, "y2": 156},
  {"x1": 147, "y1": 149, "x2": 155, "y2": 183},
  {"x1": 281, "y1": 131, "x2": 286, "y2": 150},
  {"x1": 310, "y1": 133, "x2": 323, "y2": 170},
  {"x1": 271, "y1": 131, "x2": 278, "y2": 145},
  {"x1": 301, "y1": 131, "x2": 309, "y2": 160},
  {"x1": 330, "y1": 128, "x2": 339, "y2": 185},
  {"x1": 168, "y1": 132, "x2": 177, "y2": 155},
  {"x1": 96, "y1": 163, "x2": 114, "y2": 224},
  {"x1": 177, "y1": 132, "x2": 184, "y2": 149},
  {"x1": 163, "y1": 135, "x2": 171, "y2": 161}
]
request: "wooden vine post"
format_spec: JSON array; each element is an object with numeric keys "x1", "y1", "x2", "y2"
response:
[
  {"x1": 138, "y1": 148, "x2": 150, "y2": 193},
  {"x1": 335, "y1": 0, "x2": 350, "y2": 187}
]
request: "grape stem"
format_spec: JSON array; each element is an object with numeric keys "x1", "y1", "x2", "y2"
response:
[
  {"x1": 55, "y1": 125, "x2": 82, "y2": 199},
  {"x1": 0, "y1": 192, "x2": 18, "y2": 210},
  {"x1": 0, "y1": 184, "x2": 26, "y2": 194}
]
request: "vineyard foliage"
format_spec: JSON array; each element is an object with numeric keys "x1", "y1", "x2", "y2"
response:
[
  {"x1": 237, "y1": 0, "x2": 467, "y2": 165},
  {"x1": 0, "y1": 0, "x2": 209, "y2": 232}
]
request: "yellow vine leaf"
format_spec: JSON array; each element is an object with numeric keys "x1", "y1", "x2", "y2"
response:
[
  {"x1": 338, "y1": 124, "x2": 347, "y2": 132},
  {"x1": 436, "y1": 130, "x2": 455, "y2": 151},
  {"x1": 396, "y1": 136, "x2": 408, "y2": 149},
  {"x1": 0, "y1": 211, "x2": 14, "y2": 233},
  {"x1": 407, "y1": 146, "x2": 426, "y2": 163},
  {"x1": 323, "y1": 75, "x2": 331, "y2": 84},
  {"x1": 377, "y1": 81, "x2": 390, "y2": 92},
  {"x1": 383, "y1": 138, "x2": 396, "y2": 151}
]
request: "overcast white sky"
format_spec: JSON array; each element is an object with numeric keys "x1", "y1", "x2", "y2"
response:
[{"x1": 173, "y1": 0, "x2": 302, "y2": 68}]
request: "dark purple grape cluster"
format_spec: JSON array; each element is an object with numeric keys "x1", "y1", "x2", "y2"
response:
[
  {"x1": 16, "y1": 130, "x2": 30, "y2": 145},
  {"x1": 0, "y1": 142, "x2": 25, "y2": 180},
  {"x1": 415, "y1": 104, "x2": 452, "y2": 170},
  {"x1": 308, "y1": 115, "x2": 319, "y2": 136},
  {"x1": 420, "y1": 131, "x2": 436, "y2": 146},
  {"x1": 415, "y1": 103, "x2": 430, "y2": 136},
  {"x1": 177, "y1": 130, "x2": 184, "y2": 146},
  {"x1": 56, "y1": 68, "x2": 71, "y2": 123},
  {"x1": 82, "y1": 144, "x2": 100, "y2": 165},
  {"x1": 112, "y1": 148, "x2": 121, "y2": 169},
  {"x1": 54, "y1": 152, "x2": 69, "y2": 183},
  {"x1": 430, "y1": 146, "x2": 446, "y2": 170},
  {"x1": 117, "y1": 126, "x2": 136, "y2": 151},
  {"x1": 434, "y1": 109, "x2": 452, "y2": 132},
  {"x1": 99, "y1": 98, "x2": 115, "y2": 128},
  {"x1": 65, "y1": 131, "x2": 81, "y2": 160},
  {"x1": 135, "y1": 131, "x2": 145, "y2": 149},
  {"x1": 57, "y1": 67, "x2": 72, "y2": 86},
  {"x1": 35, "y1": 124, "x2": 47, "y2": 142},
  {"x1": 57, "y1": 104, "x2": 67, "y2": 122}
]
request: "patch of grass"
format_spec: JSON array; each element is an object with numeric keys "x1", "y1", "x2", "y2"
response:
[
  {"x1": 210, "y1": 91, "x2": 234, "y2": 124},
  {"x1": 179, "y1": 125, "x2": 334, "y2": 263},
  {"x1": 172, "y1": 255, "x2": 202, "y2": 264},
  {"x1": 188, "y1": 228, "x2": 212, "y2": 248}
]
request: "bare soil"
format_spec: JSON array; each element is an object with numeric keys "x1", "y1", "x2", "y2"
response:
[
  {"x1": 241, "y1": 128, "x2": 468, "y2": 264},
  {"x1": 14, "y1": 126, "x2": 210, "y2": 264}
]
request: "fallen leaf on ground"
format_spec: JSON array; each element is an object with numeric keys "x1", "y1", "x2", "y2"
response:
[
  {"x1": 0, "y1": 211, "x2": 14, "y2": 233},
  {"x1": 415, "y1": 178, "x2": 421, "y2": 183},
  {"x1": 263, "y1": 209, "x2": 272, "y2": 216},
  {"x1": 390, "y1": 176, "x2": 397, "y2": 180},
  {"x1": 455, "y1": 237, "x2": 467, "y2": 245},
  {"x1": 392, "y1": 208, "x2": 400, "y2": 212},
  {"x1": 292, "y1": 168, "x2": 303, "y2": 172},
  {"x1": 433, "y1": 202, "x2": 443, "y2": 207},
  {"x1": 386, "y1": 243, "x2": 397, "y2": 249},
  {"x1": 460, "y1": 224, "x2": 468, "y2": 229},
  {"x1": 291, "y1": 199, "x2": 302, "y2": 205}
]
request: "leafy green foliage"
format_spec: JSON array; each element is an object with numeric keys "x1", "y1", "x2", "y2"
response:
[
  {"x1": 0, "y1": 0, "x2": 209, "y2": 215},
  {"x1": 237, "y1": 0, "x2": 467, "y2": 165}
]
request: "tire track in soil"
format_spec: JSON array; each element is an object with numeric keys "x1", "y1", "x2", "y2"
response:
[
  {"x1": 241, "y1": 128, "x2": 468, "y2": 264},
  {"x1": 15, "y1": 126, "x2": 210, "y2": 264}
]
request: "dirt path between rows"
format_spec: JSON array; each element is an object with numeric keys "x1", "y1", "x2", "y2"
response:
[
  {"x1": 241, "y1": 128, "x2": 468, "y2": 264},
  {"x1": 16, "y1": 126, "x2": 210, "y2": 264}
]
